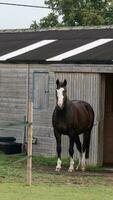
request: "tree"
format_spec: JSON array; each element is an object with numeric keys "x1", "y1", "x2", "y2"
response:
[
  {"x1": 30, "y1": 0, "x2": 113, "y2": 29},
  {"x1": 44, "y1": 0, "x2": 113, "y2": 26},
  {"x1": 39, "y1": 13, "x2": 59, "y2": 28},
  {"x1": 30, "y1": 20, "x2": 39, "y2": 30},
  {"x1": 30, "y1": 13, "x2": 61, "y2": 29}
]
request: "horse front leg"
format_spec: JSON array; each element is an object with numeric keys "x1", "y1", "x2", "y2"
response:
[
  {"x1": 68, "y1": 134, "x2": 75, "y2": 172},
  {"x1": 54, "y1": 130, "x2": 62, "y2": 171}
]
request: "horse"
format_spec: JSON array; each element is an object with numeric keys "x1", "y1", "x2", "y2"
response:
[{"x1": 52, "y1": 79, "x2": 94, "y2": 172}]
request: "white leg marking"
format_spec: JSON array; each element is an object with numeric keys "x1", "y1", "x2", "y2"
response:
[
  {"x1": 76, "y1": 153, "x2": 82, "y2": 171},
  {"x1": 56, "y1": 158, "x2": 62, "y2": 171},
  {"x1": 81, "y1": 152, "x2": 86, "y2": 171},
  {"x1": 68, "y1": 158, "x2": 74, "y2": 172}
]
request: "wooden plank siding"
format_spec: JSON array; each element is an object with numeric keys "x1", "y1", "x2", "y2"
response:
[
  {"x1": 33, "y1": 72, "x2": 49, "y2": 110},
  {"x1": 28, "y1": 66, "x2": 56, "y2": 156},
  {"x1": 0, "y1": 65, "x2": 28, "y2": 143},
  {"x1": 55, "y1": 72, "x2": 102, "y2": 165},
  {"x1": 0, "y1": 63, "x2": 106, "y2": 165}
]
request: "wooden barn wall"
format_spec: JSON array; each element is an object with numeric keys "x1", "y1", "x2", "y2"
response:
[
  {"x1": 0, "y1": 64, "x2": 105, "y2": 165},
  {"x1": 0, "y1": 64, "x2": 28, "y2": 143},
  {"x1": 28, "y1": 65, "x2": 56, "y2": 156},
  {"x1": 55, "y1": 72, "x2": 102, "y2": 165}
]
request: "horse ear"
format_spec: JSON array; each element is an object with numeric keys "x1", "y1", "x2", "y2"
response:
[
  {"x1": 56, "y1": 79, "x2": 59, "y2": 86},
  {"x1": 63, "y1": 79, "x2": 67, "y2": 86}
]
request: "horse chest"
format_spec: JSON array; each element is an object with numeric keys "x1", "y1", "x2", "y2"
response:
[
  {"x1": 56, "y1": 120, "x2": 67, "y2": 131},
  {"x1": 53, "y1": 113, "x2": 71, "y2": 134}
]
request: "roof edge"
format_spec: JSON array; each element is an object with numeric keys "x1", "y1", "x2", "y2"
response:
[{"x1": 1, "y1": 26, "x2": 113, "y2": 33}]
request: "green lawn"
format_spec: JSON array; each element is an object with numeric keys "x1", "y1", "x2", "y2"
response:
[
  {"x1": 0, "y1": 183, "x2": 113, "y2": 200},
  {"x1": 0, "y1": 153, "x2": 113, "y2": 200}
]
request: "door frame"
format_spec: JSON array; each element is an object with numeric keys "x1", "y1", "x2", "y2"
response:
[{"x1": 103, "y1": 73, "x2": 113, "y2": 166}]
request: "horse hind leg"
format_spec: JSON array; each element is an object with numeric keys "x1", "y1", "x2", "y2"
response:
[
  {"x1": 85, "y1": 131, "x2": 91, "y2": 159},
  {"x1": 68, "y1": 157, "x2": 74, "y2": 172},
  {"x1": 74, "y1": 134, "x2": 82, "y2": 171},
  {"x1": 81, "y1": 151, "x2": 86, "y2": 172},
  {"x1": 81, "y1": 131, "x2": 91, "y2": 171},
  {"x1": 76, "y1": 152, "x2": 82, "y2": 171}
]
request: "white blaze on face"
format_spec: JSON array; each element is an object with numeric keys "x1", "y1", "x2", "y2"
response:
[{"x1": 56, "y1": 88, "x2": 64, "y2": 108}]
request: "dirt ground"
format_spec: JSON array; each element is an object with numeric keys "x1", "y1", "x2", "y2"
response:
[{"x1": 32, "y1": 164, "x2": 113, "y2": 186}]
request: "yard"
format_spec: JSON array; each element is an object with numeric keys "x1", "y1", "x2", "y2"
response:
[{"x1": 0, "y1": 153, "x2": 113, "y2": 200}]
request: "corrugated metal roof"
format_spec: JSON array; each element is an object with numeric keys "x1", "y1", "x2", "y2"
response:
[{"x1": 0, "y1": 28, "x2": 113, "y2": 64}]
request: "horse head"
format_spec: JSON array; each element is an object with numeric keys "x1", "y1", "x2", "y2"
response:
[{"x1": 56, "y1": 79, "x2": 67, "y2": 109}]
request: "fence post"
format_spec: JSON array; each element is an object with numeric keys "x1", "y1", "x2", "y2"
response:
[{"x1": 27, "y1": 101, "x2": 33, "y2": 186}]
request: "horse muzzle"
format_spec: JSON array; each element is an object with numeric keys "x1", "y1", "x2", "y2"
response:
[{"x1": 57, "y1": 104, "x2": 64, "y2": 110}]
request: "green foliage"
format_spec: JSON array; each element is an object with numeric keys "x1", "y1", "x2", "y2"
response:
[
  {"x1": 49, "y1": 0, "x2": 113, "y2": 25},
  {"x1": 31, "y1": 0, "x2": 113, "y2": 29},
  {"x1": 30, "y1": 13, "x2": 62, "y2": 29},
  {"x1": 39, "y1": 13, "x2": 60, "y2": 28},
  {"x1": 30, "y1": 20, "x2": 39, "y2": 30}
]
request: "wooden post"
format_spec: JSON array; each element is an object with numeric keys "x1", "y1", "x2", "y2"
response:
[{"x1": 27, "y1": 102, "x2": 33, "y2": 186}]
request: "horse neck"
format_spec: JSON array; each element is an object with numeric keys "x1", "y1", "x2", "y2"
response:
[
  {"x1": 56, "y1": 97, "x2": 70, "y2": 113},
  {"x1": 64, "y1": 97, "x2": 70, "y2": 107}
]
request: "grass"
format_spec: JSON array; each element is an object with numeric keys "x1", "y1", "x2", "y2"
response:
[
  {"x1": 0, "y1": 183, "x2": 113, "y2": 200},
  {"x1": 0, "y1": 152, "x2": 113, "y2": 200}
]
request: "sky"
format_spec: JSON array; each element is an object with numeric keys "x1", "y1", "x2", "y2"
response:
[{"x1": 0, "y1": 0, "x2": 50, "y2": 29}]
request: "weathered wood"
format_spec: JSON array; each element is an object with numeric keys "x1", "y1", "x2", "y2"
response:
[
  {"x1": 32, "y1": 137, "x2": 55, "y2": 156},
  {"x1": 27, "y1": 102, "x2": 33, "y2": 186},
  {"x1": 55, "y1": 72, "x2": 101, "y2": 164},
  {"x1": 103, "y1": 74, "x2": 113, "y2": 165},
  {"x1": 0, "y1": 65, "x2": 28, "y2": 144},
  {"x1": 33, "y1": 72, "x2": 49, "y2": 109},
  {"x1": 51, "y1": 64, "x2": 113, "y2": 73},
  {"x1": 0, "y1": 63, "x2": 108, "y2": 165}
]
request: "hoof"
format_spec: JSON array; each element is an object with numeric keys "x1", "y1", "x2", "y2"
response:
[
  {"x1": 68, "y1": 168, "x2": 74, "y2": 172},
  {"x1": 76, "y1": 165, "x2": 80, "y2": 171},
  {"x1": 55, "y1": 167, "x2": 61, "y2": 172},
  {"x1": 81, "y1": 167, "x2": 85, "y2": 172}
]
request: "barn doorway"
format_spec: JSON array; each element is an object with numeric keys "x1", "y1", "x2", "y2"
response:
[{"x1": 103, "y1": 74, "x2": 113, "y2": 166}]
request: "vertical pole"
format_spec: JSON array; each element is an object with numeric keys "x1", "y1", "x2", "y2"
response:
[
  {"x1": 26, "y1": 65, "x2": 29, "y2": 151},
  {"x1": 26, "y1": 65, "x2": 29, "y2": 124},
  {"x1": 23, "y1": 115, "x2": 27, "y2": 152},
  {"x1": 27, "y1": 101, "x2": 33, "y2": 186}
]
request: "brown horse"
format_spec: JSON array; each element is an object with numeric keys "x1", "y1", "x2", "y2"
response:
[{"x1": 52, "y1": 79, "x2": 94, "y2": 172}]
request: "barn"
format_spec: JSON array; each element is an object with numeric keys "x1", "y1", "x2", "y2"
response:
[{"x1": 0, "y1": 27, "x2": 113, "y2": 166}]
